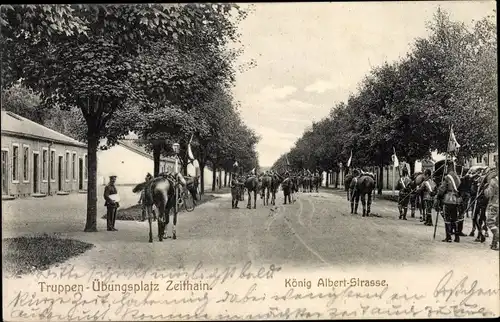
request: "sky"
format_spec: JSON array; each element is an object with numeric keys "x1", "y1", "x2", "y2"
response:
[{"x1": 232, "y1": 1, "x2": 496, "y2": 167}]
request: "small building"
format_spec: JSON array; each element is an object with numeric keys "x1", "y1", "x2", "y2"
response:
[
  {"x1": 469, "y1": 149, "x2": 498, "y2": 169},
  {"x1": 1, "y1": 110, "x2": 88, "y2": 198},
  {"x1": 97, "y1": 139, "x2": 175, "y2": 185}
]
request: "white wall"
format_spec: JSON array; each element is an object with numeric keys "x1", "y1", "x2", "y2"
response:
[{"x1": 97, "y1": 145, "x2": 166, "y2": 185}]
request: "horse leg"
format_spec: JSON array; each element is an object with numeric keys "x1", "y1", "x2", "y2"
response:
[
  {"x1": 361, "y1": 193, "x2": 367, "y2": 217},
  {"x1": 148, "y1": 206, "x2": 153, "y2": 243},
  {"x1": 367, "y1": 192, "x2": 372, "y2": 216},
  {"x1": 475, "y1": 206, "x2": 486, "y2": 243},
  {"x1": 470, "y1": 203, "x2": 478, "y2": 236},
  {"x1": 247, "y1": 190, "x2": 251, "y2": 209},
  {"x1": 157, "y1": 201, "x2": 165, "y2": 242},
  {"x1": 172, "y1": 204, "x2": 178, "y2": 240},
  {"x1": 253, "y1": 190, "x2": 257, "y2": 209}
]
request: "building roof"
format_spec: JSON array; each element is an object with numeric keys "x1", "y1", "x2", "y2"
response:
[
  {"x1": 1, "y1": 110, "x2": 87, "y2": 148},
  {"x1": 117, "y1": 139, "x2": 175, "y2": 163}
]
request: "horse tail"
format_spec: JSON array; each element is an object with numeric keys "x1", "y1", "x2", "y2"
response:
[{"x1": 133, "y1": 181, "x2": 148, "y2": 193}]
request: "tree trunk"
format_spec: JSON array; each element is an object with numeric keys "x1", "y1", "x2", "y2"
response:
[
  {"x1": 335, "y1": 170, "x2": 339, "y2": 188},
  {"x1": 218, "y1": 169, "x2": 222, "y2": 189},
  {"x1": 84, "y1": 133, "x2": 99, "y2": 232},
  {"x1": 409, "y1": 158, "x2": 416, "y2": 175},
  {"x1": 325, "y1": 171, "x2": 329, "y2": 188},
  {"x1": 199, "y1": 161, "x2": 205, "y2": 195},
  {"x1": 212, "y1": 166, "x2": 217, "y2": 192},
  {"x1": 224, "y1": 172, "x2": 227, "y2": 187},
  {"x1": 153, "y1": 145, "x2": 161, "y2": 176},
  {"x1": 378, "y1": 162, "x2": 384, "y2": 195}
]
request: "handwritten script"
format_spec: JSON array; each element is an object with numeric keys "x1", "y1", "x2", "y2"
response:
[{"x1": 5, "y1": 264, "x2": 499, "y2": 320}]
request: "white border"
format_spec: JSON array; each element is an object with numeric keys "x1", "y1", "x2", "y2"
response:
[
  {"x1": 11, "y1": 143, "x2": 20, "y2": 183},
  {"x1": 1, "y1": 148, "x2": 9, "y2": 194},
  {"x1": 50, "y1": 149, "x2": 56, "y2": 182},
  {"x1": 65, "y1": 150, "x2": 70, "y2": 182},
  {"x1": 33, "y1": 150, "x2": 40, "y2": 193},
  {"x1": 42, "y1": 148, "x2": 49, "y2": 182},
  {"x1": 22, "y1": 144, "x2": 30, "y2": 183}
]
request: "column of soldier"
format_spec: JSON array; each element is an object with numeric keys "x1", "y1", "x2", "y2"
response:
[{"x1": 394, "y1": 164, "x2": 498, "y2": 251}]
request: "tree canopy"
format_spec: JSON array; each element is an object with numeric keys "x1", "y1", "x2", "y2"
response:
[{"x1": 272, "y1": 9, "x2": 497, "y2": 183}]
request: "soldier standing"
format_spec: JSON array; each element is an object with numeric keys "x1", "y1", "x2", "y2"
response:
[
  {"x1": 483, "y1": 169, "x2": 499, "y2": 250},
  {"x1": 349, "y1": 169, "x2": 361, "y2": 214},
  {"x1": 104, "y1": 174, "x2": 119, "y2": 231},
  {"x1": 436, "y1": 167, "x2": 462, "y2": 242},
  {"x1": 139, "y1": 173, "x2": 153, "y2": 221},
  {"x1": 396, "y1": 168, "x2": 412, "y2": 220},
  {"x1": 416, "y1": 169, "x2": 436, "y2": 226}
]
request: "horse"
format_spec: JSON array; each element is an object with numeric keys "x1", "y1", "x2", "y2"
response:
[
  {"x1": 356, "y1": 172, "x2": 376, "y2": 217},
  {"x1": 259, "y1": 173, "x2": 273, "y2": 206},
  {"x1": 133, "y1": 172, "x2": 196, "y2": 243},
  {"x1": 281, "y1": 176, "x2": 294, "y2": 204},
  {"x1": 244, "y1": 175, "x2": 259, "y2": 209}
]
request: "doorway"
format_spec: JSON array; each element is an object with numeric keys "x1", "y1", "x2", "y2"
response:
[
  {"x1": 1, "y1": 150, "x2": 7, "y2": 195},
  {"x1": 78, "y1": 158, "x2": 83, "y2": 190},
  {"x1": 58, "y1": 156, "x2": 63, "y2": 191},
  {"x1": 33, "y1": 152, "x2": 39, "y2": 193}
]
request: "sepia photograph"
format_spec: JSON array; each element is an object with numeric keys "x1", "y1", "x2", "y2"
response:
[{"x1": 1, "y1": 1, "x2": 498, "y2": 320}]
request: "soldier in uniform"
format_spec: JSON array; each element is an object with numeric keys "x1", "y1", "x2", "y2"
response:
[
  {"x1": 436, "y1": 167, "x2": 462, "y2": 243},
  {"x1": 104, "y1": 175, "x2": 119, "y2": 231},
  {"x1": 396, "y1": 168, "x2": 412, "y2": 220},
  {"x1": 483, "y1": 169, "x2": 499, "y2": 250},
  {"x1": 415, "y1": 169, "x2": 436, "y2": 226},
  {"x1": 349, "y1": 169, "x2": 361, "y2": 214},
  {"x1": 139, "y1": 173, "x2": 153, "y2": 221}
]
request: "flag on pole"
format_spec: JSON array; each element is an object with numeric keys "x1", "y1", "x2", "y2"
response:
[
  {"x1": 250, "y1": 168, "x2": 255, "y2": 175},
  {"x1": 187, "y1": 134, "x2": 195, "y2": 163},
  {"x1": 392, "y1": 147, "x2": 399, "y2": 168},
  {"x1": 448, "y1": 126, "x2": 461, "y2": 152},
  {"x1": 347, "y1": 150, "x2": 352, "y2": 167},
  {"x1": 286, "y1": 154, "x2": 290, "y2": 166},
  {"x1": 233, "y1": 161, "x2": 239, "y2": 167}
]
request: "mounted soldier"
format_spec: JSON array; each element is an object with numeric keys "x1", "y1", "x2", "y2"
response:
[
  {"x1": 436, "y1": 167, "x2": 462, "y2": 243},
  {"x1": 415, "y1": 169, "x2": 436, "y2": 226},
  {"x1": 396, "y1": 167, "x2": 412, "y2": 220}
]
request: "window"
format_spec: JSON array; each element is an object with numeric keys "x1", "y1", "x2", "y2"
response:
[
  {"x1": 476, "y1": 156, "x2": 482, "y2": 164},
  {"x1": 65, "y1": 152, "x2": 70, "y2": 180},
  {"x1": 42, "y1": 149, "x2": 48, "y2": 181},
  {"x1": 12, "y1": 145, "x2": 19, "y2": 182},
  {"x1": 23, "y1": 145, "x2": 29, "y2": 181},
  {"x1": 72, "y1": 153, "x2": 76, "y2": 180},
  {"x1": 84, "y1": 155, "x2": 88, "y2": 180},
  {"x1": 50, "y1": 151, "x2": 55, "y2": 180}
]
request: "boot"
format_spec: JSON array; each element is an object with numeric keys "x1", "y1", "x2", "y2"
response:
[
  {"x1": 469, "y1": 229, "x2": 475, "y2": 237},
  {"x1": 491, "y1": 232, "x2": 499, "y2": 250},
  {"x1": 411, "y1": 208, "x2": 415, "y2": 218},
  {"x1": 398, "y1": 206, "x2": 403, "y2": 219},
  {"x1": 350, "y1": 203, "x2": 354, "y2": 214},
  {"x1": 367, "y1": 204, "x2": 371, "y2": 217},
  {"x1": 457, "y1": 221, "x2": 466, "y2": 236},
  {"x1": 442, "y1": 223, "x2": 452, "y2": 242},
  {"x1": 362, "y1": 208, "x2": 366, "y2": 217},
  {"x1": 425, "y1": 213, "x2": 433, "y2": 226},
  {"x1": 403, "y1": 208, "x2": 408, "y2": 220},
  {"x1": 454, "y1": 233, "x2": 460, "y2": 243},
  {"x1": 354, "y1": 203, "x2": 359, "y2": 214}
]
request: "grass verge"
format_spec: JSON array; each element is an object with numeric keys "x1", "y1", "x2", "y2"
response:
[
  {"x1": 102, "y1": 194, "x2": 219, "y2": 221},
  {"x1": 3, "y1": 234, "x2": 94, "y2": 277}
]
